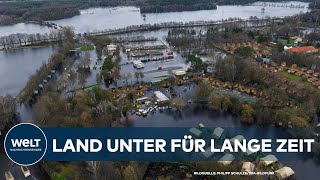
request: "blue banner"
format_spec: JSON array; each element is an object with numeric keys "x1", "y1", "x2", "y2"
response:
[{"x1": 4, "y1": 123, "x2": 318, "y2": 166}]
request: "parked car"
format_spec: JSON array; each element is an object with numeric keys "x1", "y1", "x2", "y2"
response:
[
  {"x1": 5, "y1": 171, "x2": 14, "y2": 180},
  {"x1": 21, "y1": 166, "x2": 31, "y2": 177}
]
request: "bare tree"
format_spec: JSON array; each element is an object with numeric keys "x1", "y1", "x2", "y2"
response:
[
  {"x1": 86, "y1": 161, "x2": 101, "y2": 180},
  {"x1": 134, "y1": 71, "x2": 140, "y2": 83},
  {"x1": 0, "y1": 95, "x2": 17, "y2": 129}
]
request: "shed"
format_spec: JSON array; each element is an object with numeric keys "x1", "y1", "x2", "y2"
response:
[
  {"x1": 218, "y1": 154, "x2": 235, "y2": 166},
  {"x1": 230, "y1": 135, "x2": 245, "y2": 145},
  {"x1": 189, "y1": 128, "x2": 202, "y2": 137},
  {"x1": 242, "y1": 162, "x2": 255, "y2": 172},
  {"x1": 212, "y1": 127, "x2": 224, "y2": 139},
  {"x1": 154, "y1": 91, "x2": 169, "y2": 103},
  {"x1": 260, "y1": 154, "x2": 278, "y2": 166},
  {"x1": 136, "y1": 97, "x2": 149, "y2": 103},
  {"x1": 174, "y1": 70, "x2": 186, "y2": 76},
  {"x1": 202, "y1": 147, "x2": 214, "y2": 159},
  {"x1": 275, "y1": 166, "x2": 295, "y2": 179}
]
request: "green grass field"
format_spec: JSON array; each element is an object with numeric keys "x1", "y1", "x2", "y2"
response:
[
  {"x1": 80, "y1": 44, "x2": 95, "y2": 51},
  {"x1": 281, "y1": 71, "x2": 302, "y2": 81},
  {"x1": 281, "y1": 71, "x2": 312, "y2": 86}
]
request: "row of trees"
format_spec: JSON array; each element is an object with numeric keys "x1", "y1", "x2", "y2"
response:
[
  {"x1": 140, "y1": 0, "x2": 217, "y2": 13},
  {"x1": 0, "y1": 30, "x2": 64, "y2": 49},
  {"x1": 0, "y1": 95, "x2": 16, "y2": 131},
  {"x1": 19, "y1": 28, "x2": 76, "y2": 102}
]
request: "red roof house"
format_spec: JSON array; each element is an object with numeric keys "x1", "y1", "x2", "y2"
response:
[{"x1": 286, "y1": 46, "x2": 317, "y2": 54}]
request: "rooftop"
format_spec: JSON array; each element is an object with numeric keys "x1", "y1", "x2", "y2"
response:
[{"x1": 286, "y1": 46, "x2": 317, "y2": 53}]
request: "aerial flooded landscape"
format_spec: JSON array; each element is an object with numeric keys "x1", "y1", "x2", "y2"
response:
[{"x1": 1, "y1": 0, "x2": 320, "y2": 180}]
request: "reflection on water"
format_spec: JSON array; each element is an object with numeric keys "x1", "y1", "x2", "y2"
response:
[
  {"x1": 0, "y1": 46, "x2": 58, "y2": 96},
  {"x1": 0, "y1": 23, "x2": 56, "y2": 37}
]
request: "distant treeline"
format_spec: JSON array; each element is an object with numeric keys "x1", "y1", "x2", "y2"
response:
[
  {"x1": 216, "y1": 0, "x2": 312, "y2": 5},
  {"x1": 140, "y1": 0, "x2": 217, "y2": 13},
  {"x1": 0, "y1": 0, "x2": 123, "y2": 25}
]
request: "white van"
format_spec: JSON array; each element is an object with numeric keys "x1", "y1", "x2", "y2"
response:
[
  {"x1": 5, "y1": 171, "x2": 14, "y2": 180},
  {"x1": 21, "y1": 166, "x2": 31, "y2": 177}
]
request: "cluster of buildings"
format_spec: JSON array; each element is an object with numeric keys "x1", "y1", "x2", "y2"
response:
[
  {"x1": 188, "y1": 126, "x2": 295, "y2": 180},
  {"x1": 134, "y1": 91, "x2": 170, "y2": 117},
  {"x1": 287, "y1": 65, "x2": 320, "y2": 87},
  {"x1": 216, "y1": 41, "x2": 272, "y2": 58}
]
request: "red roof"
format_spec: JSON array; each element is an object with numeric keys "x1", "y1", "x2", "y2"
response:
[
  {"x1": 287, "y1": 46, "x2": 317, "y2": 53},
  {"x1": 309, "y1": 77, "x2": 319, "y2": 82},
  {"x1": 307, "y1": 70, "x2": 314, "y2": 74}
]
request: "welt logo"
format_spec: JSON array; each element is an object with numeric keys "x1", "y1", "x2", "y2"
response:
[{"x1": 11, "y1": 139, "x2": 41, "y2": 148}]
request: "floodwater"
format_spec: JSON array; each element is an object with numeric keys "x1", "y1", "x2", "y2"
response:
[
  {"x1": 0, "y1": 23, "x2": 55, "y2": 37},
  {"x1": 0, "y1": 1, "x2": 316, "y2": 179},
  {"x1": 130, "y1": 84, "x2": 320, "y2": 179},
  {"x1": 0, "y1": 46, "x2": 58, "y2": 96},
  {"x1": 51, "y1": 1, "x2": 309, "y2": 33},
  {"x1": 0, "y1": 2, "x2": 309, "y2": 37}
]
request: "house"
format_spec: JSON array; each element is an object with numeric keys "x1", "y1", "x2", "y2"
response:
[
  {"x1": 295, "y1": 71, "x2": 303, "y2": 76},
  {"x1": 218, "y1": 154, "x2": 235, "y2": 166},
  {"x1": 262, "y1": 58, "x2": 272, "y2": 63},
  {"x1": 291, "y1": 64, "x2": 297, "y2": 68},
  {"x1": 230, "y1": 135, "x2": 245, "y2": 146},
  {"x1": 308, "y1": 77, "x2": 318, "y2": 83},
  {"x1": 313, "y1": 81, "x2": 320, "y2": 87},
  {"x1": 281, "y1": 62, "x2": 286, "y2": 67},
  {"x1": 313, "y1": 72, "x2": 319, "y2": 77},
  {"x1": 212, "y1": 127, "x2": 224, "y2": 139},
  {"x1": 301, "y1": 67, "x2": 307, "y2": 72},
  {"x1": 189, "y1": 128, "x2": 202, "y2": 137},
  {"x1": 270, "y1": 62, "x2": 277, "y2": 67},
  {"x1": 106, "y1": 44, "x2": 117, "y2": 54},
  {"x1": 288, "y1": 68, "x2": 296, "y2": 74},
  {"x1": 303, "y1": 74, "x2": 312, "y2": 79},
  {"x1": 294, "y1": 37, "x2": 303, "y2": 44},
  {"x1": 275, "y1": 167, "x2": 295, "y2": 179},
  {"x1": 286, "y1": 46, "x2": 317, "y2": 54},
  {"x1": 202, "y1": 147, "x2": 214, "y2": 159},
  {"x1": 242, "y1": 162, "x2": 255, "y2": 172},
  {"x1": 260, "y1": 154, "x2": 278, "y2": 166},
  {"x1": 307, "y1": 69, "x2": 314, "y2": 74}
]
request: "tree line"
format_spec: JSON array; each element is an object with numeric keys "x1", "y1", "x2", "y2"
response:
[
  {"x1": 0, "y1": 94, "x2": 16, "y2": 132},
  {"x1": 0, "y1": 30, "x2": 64, "y2": 49},
  {"x1": 19, "y1": 27, "x2": 76, "y2": 103},
  {"x1": 140, "y1": 0, "x2": 217, "y2": 13}
]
